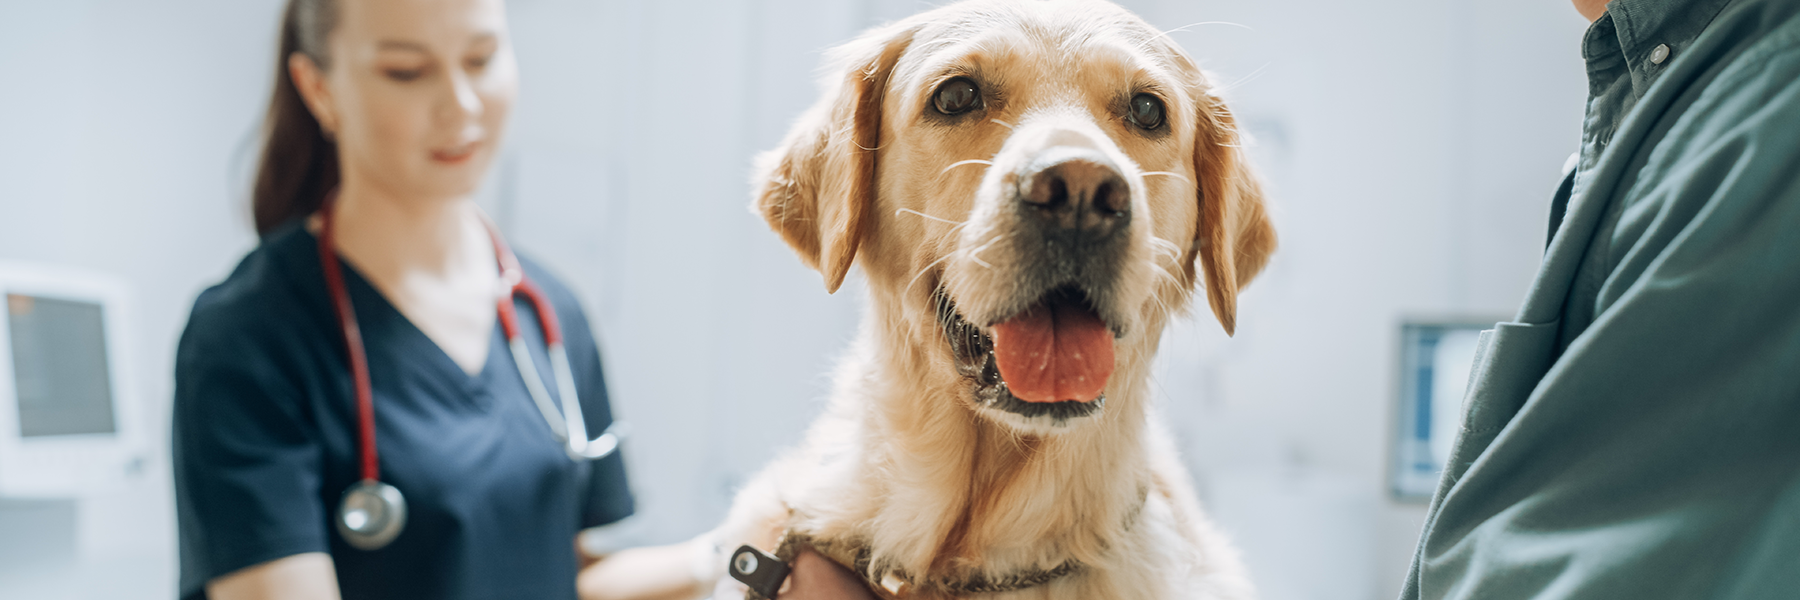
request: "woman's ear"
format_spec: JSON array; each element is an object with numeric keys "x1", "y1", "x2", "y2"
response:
[
  {"x1": 287, "y1": 52, "x2": 339, "y2": 138},
  {"x1": 750, "y1": 23, "x2": 918, "y2": 294},
  {"x1": 1192, "y1": 86, "x2": 1276, "y2": 336}
]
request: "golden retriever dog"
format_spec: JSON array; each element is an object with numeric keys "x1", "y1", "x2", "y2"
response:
[{"x1": 715, "y1": 0, "x2": 1275, "y2": 598}]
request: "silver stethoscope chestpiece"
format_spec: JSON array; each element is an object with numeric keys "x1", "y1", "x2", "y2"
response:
[{"x1": 337, "y1": 479, "x2": 407, "y2": 551}]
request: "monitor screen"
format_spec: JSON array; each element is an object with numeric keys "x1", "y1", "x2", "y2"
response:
[
  {"x1": 1391, "y1": 320, "x2": 1490, "y2": 500},
  {"x1": 7, "y1": 293, "x2": 116, "y2": 437}
]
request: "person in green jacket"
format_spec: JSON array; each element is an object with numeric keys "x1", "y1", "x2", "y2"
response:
[{"x1": 1400, "y1": 0, "x2": 1800, "y2": 598}]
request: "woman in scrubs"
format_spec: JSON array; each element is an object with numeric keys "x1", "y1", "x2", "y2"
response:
[{"x1": 172, "y1": 1, "x2": 714, "y2": 598}]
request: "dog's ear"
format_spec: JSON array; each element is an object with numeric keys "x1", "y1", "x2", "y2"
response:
[
  {"x1": 750, "y1": 23, "x2": 918, "y2": 294},
  {"x1": 1192, "y1": 87, "x2": 1276, "y2": 336}
]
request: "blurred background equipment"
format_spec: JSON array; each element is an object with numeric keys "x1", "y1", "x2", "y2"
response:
[
  {"x1": 1390, "y1": 319, "x2": 1497, "y2": 501},
  {"x1": 0, "y1": 261, "x2": 150, "y2": 598},
  {"x1": 0, "y1": 261, "x2": 144, "y2": 499}
]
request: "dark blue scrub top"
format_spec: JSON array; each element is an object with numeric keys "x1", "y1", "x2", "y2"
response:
[{"x1": 172, "y1": 221, "x2": 633, "y2": 600}]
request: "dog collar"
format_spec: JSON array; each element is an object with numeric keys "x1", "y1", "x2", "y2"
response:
[{"x1": 762, "y1": 532, "x2": 1083, "y2": 598}]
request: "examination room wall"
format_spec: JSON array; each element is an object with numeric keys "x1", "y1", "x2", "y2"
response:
[{"x1": 0, "y1": 1, "x2": 1589, "y2": 599}]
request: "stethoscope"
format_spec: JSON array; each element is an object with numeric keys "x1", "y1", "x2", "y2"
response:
[{"x1": 316, "y1": 197, "x2": 626, "y2": 551}]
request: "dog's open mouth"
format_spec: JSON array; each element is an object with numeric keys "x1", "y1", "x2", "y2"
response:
[{"x1": 937, "y1": 286, "x2": 1114, "y2": 422}]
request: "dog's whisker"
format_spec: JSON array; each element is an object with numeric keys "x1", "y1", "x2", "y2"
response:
[
  {"x1": 989, "y1": 118, "x2": 1016, "y2": 131},
  {"x1": 1149, "y1": 259, "x2": 1182, "y2": 282},
  {"x1": 1138, "y1": 276, "x2": 1176, "y2": 318},
  {"x1": 904, "y1": 249, "x2": 960, "y2": 297},
  {"x1": 1149, "y1": 253, "x2": 1178, "y2": 272},
  {"x1": 895, "y1": 207, "x2": 966, "y2": 227},
  {"x1": 830, "y1": 123, "x2": 890, "y2": 152},
  {"x1": 966, "y1": 234, "x2": 1006, "y2": 269},
  {"x1": 1142, "y1": 260, "x2": 1186, "y2": 309},
  {"x1": 1147, "y1": 236, "x2": 1184, "y2": 265},
  {"x1": 1165, "y1": 20, "x2": 1253, "y2": 34},
  {"x1": 1146, "y1": 20, "x2": 1254, "y2": 46},
  {"x1": 1152, "y1": 272, "x2": 1190, "y2": 318},
  {"x1": 1139, "y1": 171, "x2": 1191, "y2": 183},
  {"x1": 939, "y1": 159, "x2": 993, "y2": 176},
  {"x1": 1153, "y1": 286, "x2": 1175, "y2": 313},
  {"x1": 1212, "y1": 61, "x2": 1272, "y2": 95},
  {"x1": 1137, "y1": 21, "x2": 1255, "y2": 56}
]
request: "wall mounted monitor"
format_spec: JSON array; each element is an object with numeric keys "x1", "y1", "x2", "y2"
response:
[
  {"x1": 0, "y1": 261, "x2": 141, "y2": 498},
  {"x1": 1391, "y1": 318, "x2": 1502, "y2": 501}
]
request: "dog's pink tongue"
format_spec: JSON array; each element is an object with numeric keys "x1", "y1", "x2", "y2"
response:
[{"x1": 991, "y1": 304, "x2": 1114, "y2": 403}]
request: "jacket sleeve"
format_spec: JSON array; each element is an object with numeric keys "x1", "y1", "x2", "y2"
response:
[{"x1": 1580, "y1": 41, "x2": 1800, "y2": 599}]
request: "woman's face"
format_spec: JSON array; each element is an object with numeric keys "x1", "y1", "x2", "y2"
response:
[{"x1": 295, "y1": 0, "x2": 517, "y2": 202}]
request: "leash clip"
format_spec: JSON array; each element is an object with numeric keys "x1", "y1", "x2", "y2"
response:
[{"x1": 729, "y1": 545, "x2": 790, "y2": 599}]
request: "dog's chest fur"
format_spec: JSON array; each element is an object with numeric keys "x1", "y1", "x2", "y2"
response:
[{"x1": 740, "y1": 336, "x2": 1253, "y2": 600}]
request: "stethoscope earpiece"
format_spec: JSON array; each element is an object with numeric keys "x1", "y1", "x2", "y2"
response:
[{"x1": 337, "y1": 479, "x2": 407, "y2": 551}]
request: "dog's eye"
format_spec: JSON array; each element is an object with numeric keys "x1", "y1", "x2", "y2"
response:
[
  {"x1": 1127, "y1": 93, "x2": 1165, "y2": 130},
  {"x1": 933, "y1": 78, "x2": 982, "y2": 116}
]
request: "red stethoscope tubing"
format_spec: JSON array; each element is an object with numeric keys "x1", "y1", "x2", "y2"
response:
[
  {"x1": 316, "y1": 198, "x2": 569, "y2": 484},
  {"x1": 317, "y1": 200, "x2": 382, "y2": 483},
  {"x1": 489, "y1": 229, "x2": 563, "y2": 347}
]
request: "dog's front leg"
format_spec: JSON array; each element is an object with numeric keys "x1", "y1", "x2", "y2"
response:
[{"x1": 702, "y1": 465, "x2": 797, "y2": 596}]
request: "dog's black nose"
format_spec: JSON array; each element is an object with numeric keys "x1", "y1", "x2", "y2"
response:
[{"x1": 1018, "y1": 148, "x2": 1130, "y2": 241}]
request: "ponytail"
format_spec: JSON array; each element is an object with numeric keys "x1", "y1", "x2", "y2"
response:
[{"x1": 251, "y1": 0, "x2": 339, "y2": 237}]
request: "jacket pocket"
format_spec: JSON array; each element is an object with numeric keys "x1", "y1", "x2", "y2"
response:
[{"x1": 1442, "y1": 319, "x2": 1561, "y2": 485}]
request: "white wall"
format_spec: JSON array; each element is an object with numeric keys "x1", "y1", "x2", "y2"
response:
[{"x1": 0, "y1": 0, "x2": 1589, "y2": 598}]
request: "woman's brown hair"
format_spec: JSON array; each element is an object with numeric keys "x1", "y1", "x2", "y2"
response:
[{"x1": 252, "y1": 0, "x2": 340, "y2": 237}]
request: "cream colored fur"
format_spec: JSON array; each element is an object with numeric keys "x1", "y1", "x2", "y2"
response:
[{"x1": 717, "y1": 1, "x2": 1276, "y2": 598}]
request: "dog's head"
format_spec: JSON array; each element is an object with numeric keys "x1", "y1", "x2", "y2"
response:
[{"x1": 754, "y1": 0, "x2": 1274, "y2": 432}]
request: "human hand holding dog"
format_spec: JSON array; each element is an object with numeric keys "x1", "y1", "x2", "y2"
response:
[{"x1": 776, "y1": 549, "x2": 882, "y2": 600}]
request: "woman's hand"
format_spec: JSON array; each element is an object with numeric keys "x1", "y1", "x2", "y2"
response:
[
  {"x1": 597, "y1": 474, "x2": 789, "y2": 600},
  {"x1": 577, "y1": 536, "x2": 714, "y2": 600},
  {"x1": 206, "y1": 553, "x2": 342, "y2": 600}
]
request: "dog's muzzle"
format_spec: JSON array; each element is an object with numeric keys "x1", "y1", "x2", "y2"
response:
[{"x1": 935, "y1": 143, "x2": 1138, "y2": 423}]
